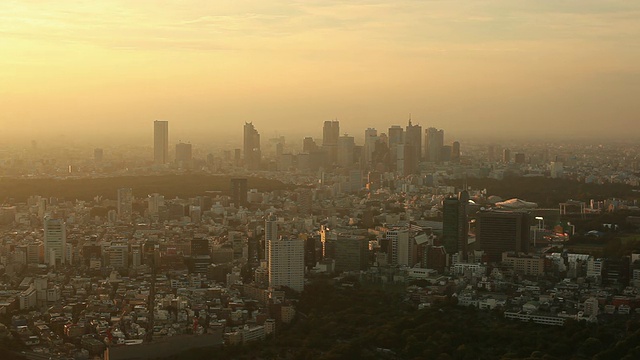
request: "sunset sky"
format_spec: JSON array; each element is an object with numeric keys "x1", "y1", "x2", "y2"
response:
[{"x1": 2, "y1": 0, "x2": 639, "y2": 143}]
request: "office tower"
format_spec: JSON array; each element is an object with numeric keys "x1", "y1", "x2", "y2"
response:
[
  {"x1": 452, "y1": 141, "x2": 461, "y2": 163},
  {"x1": 131, "y1": 245, "x2": 142, "y2": 267},
  {"x1": 109, "y1": 244, "x2": 129, "y2": 269},
  {"x1": 441, "y1": 145, "x2": 452, "y2": 162},
  {"x1": 503, "y1": 148, "x2": 511, "y2": 163},
  {"x1": 322, "y1": 120, "x2": 340, "y2": 165},
  {"x1": 348, "y1": 169, "x2": 363, "y2": 193},
  {"x1": 396, "y1": 144, "x2": 416, "y2": 176},
  {"x1": 335, "y1": 236, "x2": 369, "y2": 272},
  {"x1": 268, "y1": 237, "x2": 304, "y2": 292},
  {"x1": 477, "y1": 210, "x2": 530, "y2": 262},
  {"x1": 386, "y1": 227, "x2": 412, "y2": 266},
  {"x1": 337, "y1": 134, "x2": 355, "y2": 168},
  {"x1": 243, "y1": 122, "x2": 261, "y2": 170},
  {"x1": 153, "y1": 120, "x2": 169, "y2": 165},
  {"x1": 188, "y1": 238, "x2": 212, "y2": 274},
  {"x1": 302, "y1": 137, "x2": 317, "y2": 153},
  {"x1": 265, "y1": 214, "x2": 277, "y2": 261},
  {"x1": 296, "y1": 189, "x2": 313, "y2": 215},
  {"x1": 26, "y1": 243, "x2": 42, "y2": 264},
  {"x1": 322, "y1": 120, "x2": 340, "y2": 146},
  {"x1": 371, "y1": 139, "x2": 390, "y2": 171},
  {"x1": 230, "y1": 178, "x2": 248, "y2": 207},
  {"x1": 94, "y1": 148, "x2": 104, "y2": 163},
  {"x1": 442, "y1": 191, "x2": 469, "y2": 259},
  {"x1": 405, "y1": 119, "x2": 422, "y2": 165},
  {"x1": 425, "y1": 127, "x2": 444, "y2": 163},
  {"x1": 304, "y1": 236, "x2": 317, "y2": 271},
  {"x1": 148, "y1": 193, "x2": 165, "y2": 215},
  {"x1": 363, "y1": 128, "x2": 378, "y2": 169},
  {"x1": 387, "y1": 125, "x2": 404, "y2": 170},
  {"x1": 44, "y1": 216, "x2": 66, "y2": 266},
  {"x1": 117, "y1": 188, "x2": 133, "y2": 221},
  {"x1": 175, "y1": 142, "x2": 193, "y2": 168}
]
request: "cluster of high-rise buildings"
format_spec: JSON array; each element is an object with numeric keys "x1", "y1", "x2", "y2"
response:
[
  {"x1": 1, "y1": 118, "x2": 639, "y2": 359},
  {"x1": 152, "y1": 120, "x2": 193, "y2": 169},
  {"x1": 239, "y1": 119, "x2": 460, "y2": 175}
]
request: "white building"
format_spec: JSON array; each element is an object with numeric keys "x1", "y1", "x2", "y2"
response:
[
  {"x1": 148, "y1": 193, "x2": 165, "y2": 215},
  {"x1": 268, "y1": 237, "x2": 304, "y2": 292},
  {"x1": 19, "y1": 285, "x2": 37, "y2": 310},
  {"x1": 386, "y1": 228, "x2": 411, "y2": 266},
  {"x1": 587, "y1": 258, "x2": 603, "y2": 278},
  {"x1": 44, "y1": 216, "x2": 66, "y2": 266},
  {"x1": 109, "y1": 244, "x2": 129, "y2": 269}
]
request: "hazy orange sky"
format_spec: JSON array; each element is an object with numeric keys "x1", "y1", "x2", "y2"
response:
[{"x1": 1, "y1": 0, "x2": 639, "y2": 143}]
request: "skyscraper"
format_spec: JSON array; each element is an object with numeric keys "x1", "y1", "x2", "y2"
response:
[
  {"x1": 442, "y1": 191, "x2": 469, "y2": 259},
  {"x1": 153, "y1": 120, "x2": 169, "y2": 165},
  {"x1": 405, "y1": 119, "x2": 422, "y2": 165},
  {"x1": 363, "y1": 128, "x2": 378, "y2": 169},
  {"x1": 175, "y1": 142, "x2": 193, "y2": 168},
  {"x1": 230, "y1": 178, "x2": 248, "y2": 207},
  {"x1": 148, "y1": 193, "x2": 164, "y2": 216},
  {"x1": 503, "y1": 148, "x2": 511, "y2": 163},
  {"x1": 44, "y1": 216, "x2": 66, "y2": 266},
  {"x1": 477, "y1": 210, "x2": 530, "y2": 262},
  {"x1": 452, "y1": 141, "x2": 461, "y2": 163},
  {"x1": 388, "y1": 125, "x2": 404, "y2": 171},
  {"x1": 322, "y1": 120, "x2": 340, "y2": 165},
  {"x1": 425, "y1": 127, "x2": 444, "y2": 163},
  {"x1": 268, "y1": 237, "x2": 304, "y2": 292},
  {"x1": 243, "y1": 122, "x2": 261, "y2": 170},
  {"x1": 265, "y1": 214, "x2": 277, "y2": 261},
  {"x1": 302, "y1": 137, "x2": 317, "y2": 153},
  {"x1": 322, "y1": 120, "x2": 340, "y2": 146},
  {"x1": 337, "y1": 134, "x2": 355, "y2": 168},
  {"x1": 117, "y1": 188, "x2": 133, "y2": 221}
]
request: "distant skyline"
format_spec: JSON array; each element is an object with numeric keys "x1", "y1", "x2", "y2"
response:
[{"x1": 2, "y1": 1, "x2": 640, "y2": 142}]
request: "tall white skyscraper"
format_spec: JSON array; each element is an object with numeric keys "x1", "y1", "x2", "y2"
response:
[
  {"x1": 265, "y1": 214, "x2": 277, "y2": 260},
  {"x1": 268, "y1": 237, "x2": 304, "y2": 292},
  {"x1": 154, "y1": 120, "x2": 169, "y2": 165},
  {"x1": 117, "y1": 188, "x2": 133, "y2": 221},
  {"x1": 44, "y1": 216, "x2": 66, "y2": 266}
]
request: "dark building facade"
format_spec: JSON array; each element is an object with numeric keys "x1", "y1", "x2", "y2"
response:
[
  {"x1": 442, "y1": 191, "x2": 469, "y2": 259},
  {"x1": 230, "y1": 178, "x2": 248, "y2": 207},
  {"x1": 477, "y1": 210, "x2": 530, "y2": 263}
]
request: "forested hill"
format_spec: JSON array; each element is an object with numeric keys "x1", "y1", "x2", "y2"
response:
[
  {"x1": 0, "y1": 175, "x2": 293, "y2": 202},
  {"x1": 172, "y1": 281, "x2": 640, "y2": 360}
]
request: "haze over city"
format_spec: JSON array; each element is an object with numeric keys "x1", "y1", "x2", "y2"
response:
[{"x1": 2, "y1": 0, "x2": 640, "y2": 143}]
